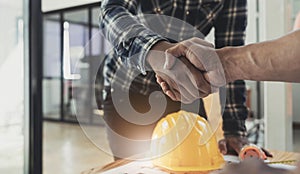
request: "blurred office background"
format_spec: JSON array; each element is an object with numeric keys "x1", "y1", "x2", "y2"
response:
[{"x1": 1, "y1": 0, "x2": 300, "y2": 174}]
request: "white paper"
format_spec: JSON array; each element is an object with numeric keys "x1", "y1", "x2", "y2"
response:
[
  {"x1": 101, "y1": 156, "x2": 296, "y2": 173},
  {"x1": 101, "y1": 161, "x2": 168, "y2": 174},
  {"x1": 268, "y1": 163, "x2": 296, "y2": 170}
]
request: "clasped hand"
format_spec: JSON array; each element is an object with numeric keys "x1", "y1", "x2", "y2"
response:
[{"x1": 148, "y1": 37, "x2": 226, "y2": 104}]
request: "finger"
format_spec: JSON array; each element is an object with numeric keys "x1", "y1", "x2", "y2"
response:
[
  {"x1": 190, "y1": 71, "x2": 212, "y2": 96},
  {"x1": 173, "y1": 83, "x2": 197, "y2": 104},
  {"x1": 156, "y1": 75, "x2": 164, "y2": 84},
  {"x1": 161, "y1": 81, "x2": 181, "y2": 102},
  {"x1": 187, "y1": 44, "x2": 222, "y2": 74},
  {"x1": 166, "y1": 90, "x2": 178, "y2": 101},
  {"x1": 169, "y1": 88, "x2": 182, "y2": 102},
  {"x1": 188, "y1": 37, "x2": 214, "y2": 48},
  {"x1": 218, "y1": 139, "x2": 228, "y2": 155},
  {"x1": 164, "y1": 52, "x2": 177, "y2": 69},
  {"x1": 165, "y1": 44, "x2": 188, "y2": 69},
  {"x1": 231, "y1": 141, "x2": 245, "y2": 155},
  {"x1": 165, "y1": 58, "x2": 203, "y2": 100},
  {"x1": 233, "y1": 147, "x2": 243, "y2": 156},
  {"x1": 182, "y1": 59, "x2": 212, "y2": 96},
  {"x1": 204, "y1": 68, "x2": 226, "y2": 87},
  {"x1": 184, "y1": 45, "x2": 207, "y2": 71},
  {"x1": 261, "y1": 147, "x2": 273, "y2": 158},
  {"x1": 160, "y1": 82, "x2": 178, "y2": 101},
  {"x1": 159, "y1": 76, "x2": 182, "y2": 102},
  {"x1": 160, "y1": 81, "x2": 169, "y2": 92}
]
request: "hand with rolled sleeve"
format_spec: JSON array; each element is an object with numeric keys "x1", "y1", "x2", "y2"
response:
[
  {"x1": 147, "y1": 40, "x2": 213, "y2": 104},
  {"x1": 155, "y1": 37, "x2": 226, "y2": 103},
  {"x1": 158, "y1": 30, "x2": 300, "y2": 100}
]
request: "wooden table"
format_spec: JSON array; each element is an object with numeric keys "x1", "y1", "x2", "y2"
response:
[{"x1": 82, "y1": 150, "x2": 300, "y2": 174}]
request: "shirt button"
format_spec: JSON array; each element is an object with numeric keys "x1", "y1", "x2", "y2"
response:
[
  {"x1": 173, "y1": 2, "x2": 177, "y2": 7},
  {"x1": 186, "y1": 11, "x2": 190, "y2": 15}
]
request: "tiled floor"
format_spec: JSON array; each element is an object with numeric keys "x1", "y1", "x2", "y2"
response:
[{"x1": 43, "y1": 122, "x2": 113, "y2": 174}]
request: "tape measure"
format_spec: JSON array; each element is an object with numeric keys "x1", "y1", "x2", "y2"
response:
[
  {"x1": 266, "y1": 160, "x2": 297, "y2": 165},
  {"x1": 239, "y1": 144, "x2": 267, "y2": 160}
]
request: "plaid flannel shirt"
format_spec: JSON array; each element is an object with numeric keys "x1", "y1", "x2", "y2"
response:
[{"x1": 100, "y1": 0, "x2": 248, "y2": 136}]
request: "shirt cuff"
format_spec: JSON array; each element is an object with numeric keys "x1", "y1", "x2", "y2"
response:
[{"x1": 127, "y1": 33, "x2": 167, "y2": 75}]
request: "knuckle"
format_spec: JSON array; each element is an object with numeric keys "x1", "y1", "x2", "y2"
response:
[{"x1": 191, "y1": 37, "x2": 200, "y2": 41}]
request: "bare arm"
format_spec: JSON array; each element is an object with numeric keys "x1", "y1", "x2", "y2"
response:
[{"x1": 220, "y1": 30, "x2": 300, "y2": 83}]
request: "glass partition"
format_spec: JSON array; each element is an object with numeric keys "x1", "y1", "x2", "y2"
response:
[
  {"x1": 42, "y1": 3, "x2": 105, "y2": 125},
  {"x1": 43, "y1": 14, "x2": 61, "y2": 120}
]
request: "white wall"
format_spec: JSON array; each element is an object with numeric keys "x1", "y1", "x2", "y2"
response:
[
  {"x1": 0, "y1": 2, "x2": 22, "y2": 66},
  {"x1": 0, "y1": 0, "x2": 24, "y2": 125},
  {"x1": 42, "y1": 0, "x2": 100, "y2": 12},
  {"x1": 259, "y1": 0, "x2": 293, "y2": 151},
  {"x1": 0, "y1": 1, "x2": 25, "y2": 172}
]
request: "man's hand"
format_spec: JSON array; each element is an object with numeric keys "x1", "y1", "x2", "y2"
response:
[
  {"x1": 156, "y1": 37, "x2": 226, "y2": 103},
  {"x1": 218, "y1": 135, "x2": 273, "y2": 157},
  {"x1": 164, "y1": 37, "x2": 226, "y2": 87},
  {"x1": 148, "y1": 41, "x2": 212, "y2": 103},
  {"x1": 218, "y1": 136, "x2": 249, "y2": 156}
]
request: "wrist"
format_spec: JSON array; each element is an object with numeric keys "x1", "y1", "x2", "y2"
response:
[
  {"x1": 216, "y1": 47, "x2": 248, "y2": 83},
  {"x1": 146, "y1": 41, "x2": 174, "y2": 70},
  {"x1": 150, "y1": 41, "x2": 174, "y2": 51}
]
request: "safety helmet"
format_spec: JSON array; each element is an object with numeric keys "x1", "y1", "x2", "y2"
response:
[{"x1": 150, "y1": 110, "x2": 225, "y2": 172}]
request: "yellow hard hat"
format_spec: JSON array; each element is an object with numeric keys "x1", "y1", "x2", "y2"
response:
[{"x1": 150, "y1": 110, "x2": 225, "y2": 172}]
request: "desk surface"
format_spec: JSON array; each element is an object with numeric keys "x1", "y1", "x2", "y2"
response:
[{"x1": 82, "y1": 150, "x2": 300, "y2": 174}]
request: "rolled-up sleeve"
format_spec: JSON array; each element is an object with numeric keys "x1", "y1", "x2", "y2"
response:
[{"x1": 100, "y1": 0, "x2": 166, "y2": 74}]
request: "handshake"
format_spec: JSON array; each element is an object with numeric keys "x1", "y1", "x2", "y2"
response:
[{"x1": 148, "y1": 37, "x2": 234, "y2": 104}]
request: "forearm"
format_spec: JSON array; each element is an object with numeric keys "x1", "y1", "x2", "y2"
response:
[
  {"x1": 100, "y1": 0, "x2": 165, "y2": 73},
  {"x1": 220, "y1": 30, "x2": 300, "y2": 83}
]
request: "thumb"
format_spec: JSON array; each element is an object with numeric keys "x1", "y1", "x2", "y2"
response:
[
  {"x1": 218, "y1": 139, "x2": 228, "y2": 155},
  {"x1": 233, "y1": 147, "x2": 242, "y2": 156},
  {"x1": 232, "y1": 144, "x2": 244, "y2": 156},
  {"x1": 164, "y1": 44, "x2": 187, "y2": 69},
  {"x1": 205, "y1": 69, "x2": 226, "y2": 87},
  {"x1": 164, "y1": 52, "x2": 177, "y2": 69}
]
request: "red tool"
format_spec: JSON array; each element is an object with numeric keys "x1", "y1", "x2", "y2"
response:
[{"x1": 239, "y1": 144, "x2": 267, "y2": 160}]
